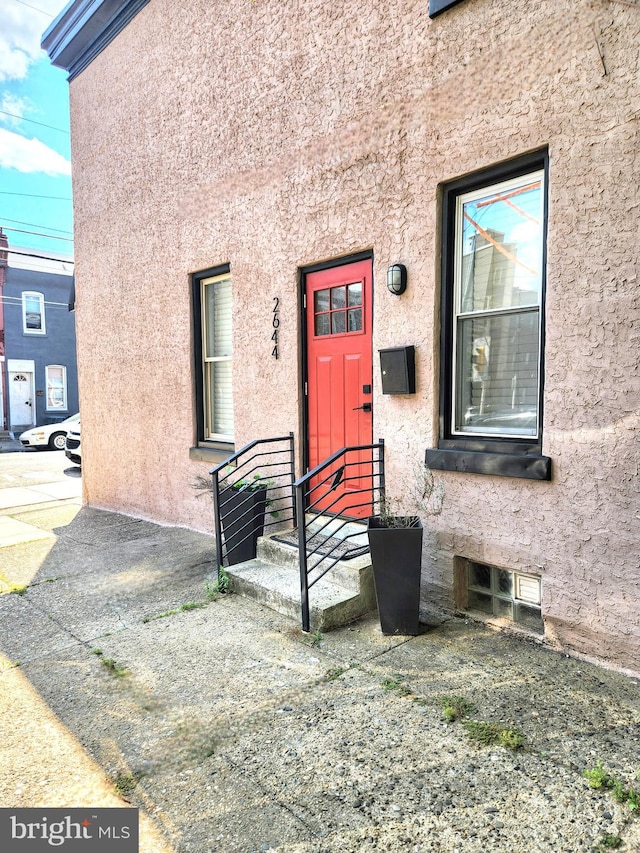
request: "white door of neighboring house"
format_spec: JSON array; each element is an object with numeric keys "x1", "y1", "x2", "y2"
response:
[{"x1": 9, "y1": 369, "x2": 35, "y2": 428}]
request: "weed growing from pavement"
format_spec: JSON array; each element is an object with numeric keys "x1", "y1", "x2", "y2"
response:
[
  {"x1": 113, "y1": 771, "x2": 140, "y2": 800},
  {"x1": 595, "y1": 835, "x2": 623, "y2": 850},
  {"x1": 325, "y1": 666, "x2": 348, "y2": 681},
  {"x1": 462, "y1": 719, "x2": 524, "y2": 750},
  {"x1": 438, "y1": 694, "x2": 476, "y2": 722},
  {"x1": 325, "y1": 663, "x2": 362, "y2": 682},
  {"x1": 304, "y1": 629, "x2": 323, "y2": 647},
  {"x1": 143, "y1": 578, "x2": 228, "y2": 623},
  {"x1": 381, "y1": 674, "x2": 412, "y2": 696},
  {"x1": 91, "y1": 648, "x2": 129, "y2": 677},
  {"x1": 584, "y1": 762, "x2": 640, "y2": 813},
  {"x1": 434, "y1": 693, "x2": 523, "y2": 750}
]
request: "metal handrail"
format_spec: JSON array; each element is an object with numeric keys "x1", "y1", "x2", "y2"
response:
[
  {"x1": 294, "y1": 440, "x2": 385, "y2": 631},
  {"x1": 210, "y1": 433, "x2": 296, "y2": 577}
]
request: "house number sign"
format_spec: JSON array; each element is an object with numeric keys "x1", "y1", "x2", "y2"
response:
[{"x1": 272, "y1": 296, "x2": 280, "y2": 359}]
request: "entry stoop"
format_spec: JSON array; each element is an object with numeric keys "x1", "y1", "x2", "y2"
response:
[{"x1": 225, "y1": 528, "x2": 377, "y2": 631}]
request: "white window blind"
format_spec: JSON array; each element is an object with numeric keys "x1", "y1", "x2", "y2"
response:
[
  {"x1": 46, "y1": 365, "x2": 67, "y2": 410},
  {"x1": 202, "y1": 274, "x2": 233, "y2": 441},
  {"x1": 22, "y1": 291, "x2": 46, "y2": 334}
]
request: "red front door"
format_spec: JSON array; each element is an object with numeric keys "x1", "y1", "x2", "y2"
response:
[{"x1": 306, "y1": 258, "x2": 373, "y2": 518}]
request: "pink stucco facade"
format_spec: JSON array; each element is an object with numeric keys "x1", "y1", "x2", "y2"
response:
[{"x1": 60, "y1": 0, "x2": 638, "y2": 673}]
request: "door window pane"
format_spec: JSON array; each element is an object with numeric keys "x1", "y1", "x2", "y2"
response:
[
  {"x1": 348, "y1": 282, "x2": 362, "y2": 307},
  {"x1": 331, "y1": 286, "x2": 346, "y2": 309},
  {"x1": 348, "y1": 308, "x2": 362, "y2": 332},
  {"x1": 315, "y1": 314, "x2": 330, "y2": 336},
  {"x1": 331, "y1": 311, "x2": 346, "y2": 334},
  {"x1": 314, "y1": 289, "x2": 330, "y2": 312}
]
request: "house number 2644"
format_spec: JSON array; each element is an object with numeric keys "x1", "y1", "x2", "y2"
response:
[{"x1": 272, "y1": 297, "x2": 280, "y2": 359}]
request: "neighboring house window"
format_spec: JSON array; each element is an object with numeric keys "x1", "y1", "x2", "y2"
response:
[
  {"x1": 46, "y1": 365, "x2": 67, "y2": 410},
  {"x1": 193, "y1": 267, "x2": 233, "y2": 444},
  {"x1": 22, "y1": 291, "x2": 46, "y2": 334},
  {"x1": 427, "y1": 151, "x2": 551, "y2": 480}
]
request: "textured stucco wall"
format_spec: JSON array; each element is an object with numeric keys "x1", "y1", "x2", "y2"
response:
[{"x1": 68, "y1": 0, "x2": 639, "y2": 672}]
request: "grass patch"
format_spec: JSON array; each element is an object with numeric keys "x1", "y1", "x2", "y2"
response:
[
  {"x1": 463, "y1": 720, "x2": 524, "y2": 750},
  {"x1": 113, "y1": 771, "x2": 140, "y2": 800},
  {"x1": 381, "y1": 675, "x2": 412, "y2": 696},
  {"x1": 92, "y1": 649, "x2": 129, "y2": 677},
  {"x1": 101, "y1": 658, "x2": 129, "y2": 677},
  {"x1": 438, "y1": 694, "x2": 476, "y2": 722},
  {"x1": 584, "y1": 762, "x2": 640, "y2": 812},
  {"x1": 303, "y1": 629, "x2": 323, "y2": 647},
  {"x1": 325, "y1": 666, "x2": 348, "y2": 681},
  {"x1": 595, "y1": 835, "x2": 623, "y2": 850},
  {"x1": 143, "y1": 579, "x2": 226, "y2": 623}
]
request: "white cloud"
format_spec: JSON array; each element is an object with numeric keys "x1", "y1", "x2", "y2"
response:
[
  {"x1": 0, "y1": 92, "x2": 31, "y2": 126},
  {"x1": 0, "y1": 126, "x2": 71, "y2": 176},
  {"x1": 0, "y1": 0, "x2": 70, "y2": 82}
]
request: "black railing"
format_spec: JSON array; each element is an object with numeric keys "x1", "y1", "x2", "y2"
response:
[
  {"x1": 294, "y1": 440, "x2": 385, "y2": 631},
  {"x1": 210, "y1": 434, "x2": 296, "y2": 577}
]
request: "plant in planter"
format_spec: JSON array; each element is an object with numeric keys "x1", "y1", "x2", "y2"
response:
[
  {"x1": 367, "y1": 461, "x2": 444, "y2": 636},
  {"x1": 193, "y1": 469, "x2": 276, "y2": 565}
]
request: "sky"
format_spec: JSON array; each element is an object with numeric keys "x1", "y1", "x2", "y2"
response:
[{"x1": 0, "y1": 0, "x2": 73, "y2": 266}]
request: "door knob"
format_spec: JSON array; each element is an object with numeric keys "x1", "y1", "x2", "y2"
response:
[{"x1": 353, "y1": 402, "x2": 372, "y2": 412}]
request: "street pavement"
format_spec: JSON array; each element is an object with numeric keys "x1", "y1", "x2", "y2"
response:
[{"x1": 1, "y1": 450, "x2": 639, "y2": 853}]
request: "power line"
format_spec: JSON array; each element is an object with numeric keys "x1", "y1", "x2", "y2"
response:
[
  {"x1": 0, "y1": 109, "x2": 70, "y2": 135},
  {"x1": 9, "y1": 0, "x2": 54, "y2": 18},
  {"x1": 2, "y1": 225, "x2": 73, "y2": 242},
  {"x1": 0, "y1": 192, "x2": 71, "y2": 201},
  {"x1": 0, "y1": 217, "x2": 73, "y2": 235}
]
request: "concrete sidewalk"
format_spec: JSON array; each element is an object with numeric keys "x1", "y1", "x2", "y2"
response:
[{"x1": 0, "y1": 498, "x2": 639, "y2": 853}]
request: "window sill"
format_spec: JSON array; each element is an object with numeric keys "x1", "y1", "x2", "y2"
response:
[
  {"x1": 426, "y1": 447, "x2": 551, "y2": 480},
  {"x1": 189, "y1": 443, "x2": 234, "y2": 464}
]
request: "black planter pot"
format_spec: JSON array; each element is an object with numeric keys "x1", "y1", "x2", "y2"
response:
[
  {"x1": 367, "y1": 516, "x2": 423, "y2": 636},
  {"x1": 220, "y1": 486, "x2": 267, "y2": 565}
]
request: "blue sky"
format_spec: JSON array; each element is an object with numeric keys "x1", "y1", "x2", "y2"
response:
[{"x1": 1, "y1": 0, "x2": 73, "y2": 263}]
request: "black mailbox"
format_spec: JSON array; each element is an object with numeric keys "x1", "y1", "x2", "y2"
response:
[{"x1": 379, "y1": 346, "x2": 416, "y2": 395}]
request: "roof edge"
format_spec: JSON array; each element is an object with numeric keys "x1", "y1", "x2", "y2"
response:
[{"x1": 41, "y1": 0, "x2": 150, "y2": 81}]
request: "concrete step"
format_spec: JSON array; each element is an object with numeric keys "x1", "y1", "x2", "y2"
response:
[
  {"x1": 256, "y1": 534, "x2": 371, "y2": 595},
  {"x1": 226, "y1": 556, "x2": 376, "y2": 632}
]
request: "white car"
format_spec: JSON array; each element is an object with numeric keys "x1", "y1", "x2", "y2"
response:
[
  {"x1": 65, "y1": 422, "x2": 82, "y2": 466},
  {"x1": 20, "y1": 413, "x2": 80, "y2": 451}
]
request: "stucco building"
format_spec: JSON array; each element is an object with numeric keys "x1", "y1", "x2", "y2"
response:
[{"x1": 43, "y1": 0, "x2": 639, "y2": 674}]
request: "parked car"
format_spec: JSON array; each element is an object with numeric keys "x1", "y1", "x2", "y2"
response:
[
  {"x1": 20, "y1": 413, "x2": 80, "y2": 451},
  {"x1": 65, "y1": 422, "x2": 82, "y2": 465}
]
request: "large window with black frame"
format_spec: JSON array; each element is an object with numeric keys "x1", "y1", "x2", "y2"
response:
[{"x1": 429, "y1": 151, "x2": 550, "y2": 480}]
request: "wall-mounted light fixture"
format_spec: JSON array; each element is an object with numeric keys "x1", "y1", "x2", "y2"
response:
[{"x1": 386, "y1": 263, "x2": 407, "y2": 295}]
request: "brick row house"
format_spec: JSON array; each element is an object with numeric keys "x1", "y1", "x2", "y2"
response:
[{"x1": 43, "y1": 0, "x2": 639, "y2": 673}]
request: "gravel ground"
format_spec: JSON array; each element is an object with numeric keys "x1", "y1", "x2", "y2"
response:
[{"x1": 1, "y1": 506, "x2": 639, "y2": 853}]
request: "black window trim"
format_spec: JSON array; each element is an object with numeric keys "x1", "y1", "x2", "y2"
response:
[
  {"x1": 191, "y1": 262, "x2": 233, "y2": 451},
  {"x1": 426, "y1": 149, "x2": 552, "y2": 481},
  {"x1": 429, "y1": 0, "x2": 467, "y2": 18}
]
